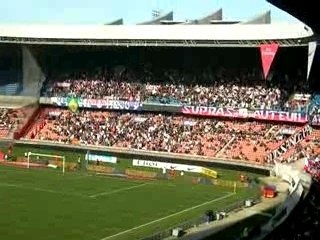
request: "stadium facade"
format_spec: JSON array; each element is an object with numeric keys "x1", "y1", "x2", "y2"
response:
[
  {"x1": 0, "y1": 9, "x2": 315, "y2": 96},
  {"x1": 0, "y1": 5, "x2": 319, "y2": 240},
  {"x1": 0, "y1": 9, "x2": 318, "y2": 136}
]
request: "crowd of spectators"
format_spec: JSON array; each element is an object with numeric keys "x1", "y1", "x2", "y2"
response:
[
  {"x1": 34, "y1": 60, "x2": 315, "y2": 164},
  {"x1": 0, "y1": 108, "x2": 14, "y2": 131},
  {"x1": 220, "y1": 123, "x2": 306, "y2": 163},
  {"x1": 0, "y1": 108, "x2": 22, "y2": 138},
  {"x1": 0, "y1": 106, "x2": 39, "y2": 139},
  {"x1": 41, "y1": 66, "x2": 308, "y2": 111},
  {"x1": 30, "y1": 110, "x2": 230, "y2": 156},
  {"x1": 26, "y1": 108, "x2": 306, "y2": 163}
]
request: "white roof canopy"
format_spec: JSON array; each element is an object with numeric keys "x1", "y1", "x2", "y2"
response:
[{"x1": 0, "y1": 23, "x2": 313, "y2": 41}]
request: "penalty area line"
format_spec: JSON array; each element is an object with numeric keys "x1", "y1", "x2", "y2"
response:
[
  {"x1": 99, "y1": 192, "x2": 236, "y2": 240},
  {"x1": 89, "y1": 183, "x2": 150, "y2": 198}
]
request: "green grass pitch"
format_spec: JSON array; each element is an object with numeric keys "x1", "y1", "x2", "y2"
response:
[{"x1": 0, "y1": 165, "x2": 258, "y2": 240}]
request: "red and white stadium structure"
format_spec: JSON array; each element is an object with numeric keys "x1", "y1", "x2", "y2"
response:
[
  {"x1": 0, "y1": 8, "x2": 318, "y2": 166},
  {"x1": 0, "y1": 2, "x2": 319, "y2": 238}
]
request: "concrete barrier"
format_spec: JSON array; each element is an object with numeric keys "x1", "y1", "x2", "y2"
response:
[
  {"x1": 254, "y1": 161, "x2": 312, "y2": 240},
  {"x1": 0, "y1": 95, "x2": 38, "y2": 108}
]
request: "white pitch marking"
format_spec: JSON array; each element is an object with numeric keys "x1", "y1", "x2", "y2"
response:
[
  {"x1": 99, "y1": 192, "x2": 236, "y2": 240},
  {"x1": 0, "y1": 182, "x2": 88, "y2": 198},
  {"x1": 89, "y1": 183, "x2": 150, "y2": 198}
]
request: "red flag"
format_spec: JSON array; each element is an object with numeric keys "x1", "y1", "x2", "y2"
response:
[{"x1": 260, "y1": 43, "x2": 279, "y2": 79}]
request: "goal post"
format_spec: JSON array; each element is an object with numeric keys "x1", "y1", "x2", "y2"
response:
[{"x1": 27, "y1": 152, "x2": 66, "y2": 174}]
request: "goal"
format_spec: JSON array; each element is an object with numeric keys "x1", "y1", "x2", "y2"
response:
[{"x1": 27, "y1": 152, "x2": 66, "y2": 174}]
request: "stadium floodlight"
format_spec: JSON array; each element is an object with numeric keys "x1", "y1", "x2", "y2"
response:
[
  {"x1": 152, "y1": 10, "x2": 160, "y2": 18},
  {"x1": 27, "y1": 152, "x2": 65, "y2": 174}
]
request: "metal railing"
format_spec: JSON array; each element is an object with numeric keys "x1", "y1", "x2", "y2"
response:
[{"x1": 141, "y1": 196, "x2": 261, "y2": 240}]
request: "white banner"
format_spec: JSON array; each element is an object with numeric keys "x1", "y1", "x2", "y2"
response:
[
  {"x1": 48, "y1": 111, "x2": 61, "y2": 117},
  {"x1": 132, "y1": 159, "x2": 202, "y2": 173},
  {"x1": 307, "y1": 41, "x2": 317, "y2": 80},
  {"x1": 86, "y1": 153, "x2": 117, "y2": 164},
  {"x1": 56, "y1": 82, "x2": 71, "y2": 88},
  {"x1": 267, "y1": 125, "x2": 312, "y2": 162}
]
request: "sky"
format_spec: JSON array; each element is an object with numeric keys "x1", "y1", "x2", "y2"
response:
[{"x1": 0, "y1": 0, "x2": 299, "y2": 25}]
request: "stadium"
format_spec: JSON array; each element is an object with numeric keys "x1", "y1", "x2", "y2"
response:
[{"x1": 0, "y1": 1, "x2": 319, "y2": 239}]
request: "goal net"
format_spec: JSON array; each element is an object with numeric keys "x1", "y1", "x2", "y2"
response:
[{"x1": 27, "y1": 152, "x2": 66, "y2": 173}]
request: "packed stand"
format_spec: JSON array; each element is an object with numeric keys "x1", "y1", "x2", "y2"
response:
[
  {"x1": 308, "y1": 95, "x2": 320, "y2": 124},
  {"x1": 279, "y1": 128, "x2": 320, "y2": 163},
  {"x1": 41, "y1": 66, "x2": 308, "y2": 112},
  {"x1": 24, "y1": 108, "x2": 306, "y2": 163},
  {"x1": 261, "y1": 127, "x2": 320, "y2": 171},
  {"x1": 0, "y1": 108, "x2": 17, "y2": 137},
  {"x1": 219, "y1": 123, "x2": 304, "y2": 163},
  {"x1": 27, "y1": 109, "x2": 233, "y2": 157},
  {"x1": 292, "y1": 128, "x2": 320, "y2": 181}
]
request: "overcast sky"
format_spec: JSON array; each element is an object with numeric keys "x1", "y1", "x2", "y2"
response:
[{"x1": 0, "y1": 0, "x2": 300, "y2": 24}]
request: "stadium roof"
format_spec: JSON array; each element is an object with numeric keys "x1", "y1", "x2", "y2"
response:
[
  {"x1": 0, "y1": 23, "x2": 312, "y2": 40},
  {"x1": 104, "y1": 18, "x2": 123, "y2": 25},
  {"x1": 0, "y1": 23, "x2": 313, "y2": 47},
  {"x1": 267, "y1": 0, "x2": 319, "y2": 34},
  {"x1": 183, "y1": 8, "x2": 223, "y2": 25},
  {"x1": 210, "y1": 20, "x2": 240, "y2": 25},
  {"x1": 241, "y1": 10, "x2": 271, "y2": 24},
  {"x1": 137, "y1": 9, "x2": 268, "y2": 25},
  {"x1": 137, "y1": 11, "x2": 173, "y2": 25}
]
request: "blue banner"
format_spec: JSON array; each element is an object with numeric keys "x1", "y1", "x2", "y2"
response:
[
  {"x1": 49, "y1": 97, "x2": 143, "y2": 111},
  {"x1": 85, "y1": 153, "x2": 117, "y2": 163}
]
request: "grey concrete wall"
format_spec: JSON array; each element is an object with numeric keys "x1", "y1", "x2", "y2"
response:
[
  {"x1": 0, "y1": 95, "x2": 38, "y2": 108},
  {"x1": 21, "y1": 46, "x2": 45, "y2": 97}
]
